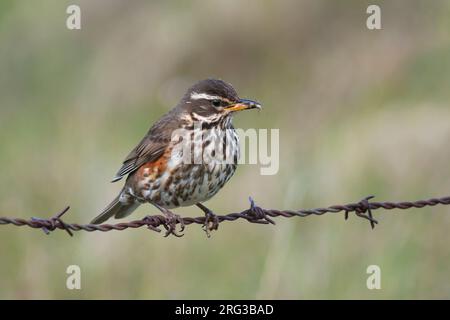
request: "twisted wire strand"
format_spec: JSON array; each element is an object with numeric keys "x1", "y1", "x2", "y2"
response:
[{"x1": 0, "y1": 196, "x2": 449, "y2": 237}]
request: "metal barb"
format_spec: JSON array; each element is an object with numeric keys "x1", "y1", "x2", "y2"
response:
[
  {"x1": 356, "y1": 196, "x2": 377, "y2": 229},
  {"x1": 31, "y1": 206, "x2": 72, "y2": 236},
  {"x1": 246, "y1": 197, "x2": 276, "y2": 225}
]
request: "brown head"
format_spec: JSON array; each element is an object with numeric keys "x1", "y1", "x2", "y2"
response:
[{"x1": 177, "y1": 79, "x2": 261, "y2": 124}]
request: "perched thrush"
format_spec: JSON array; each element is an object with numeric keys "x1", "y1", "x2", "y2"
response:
[{"x1": 91, "y1": 79, "x2": 261, "y2": 236}]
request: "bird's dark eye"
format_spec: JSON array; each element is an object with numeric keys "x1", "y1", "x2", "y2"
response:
[{"x1": 212, "y1": 99, "x2": 221, "y2": 107}]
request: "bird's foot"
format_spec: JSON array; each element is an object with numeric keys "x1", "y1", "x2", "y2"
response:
[
  {"x1": 150, "y1": 203, "x2": 185, "y2": 237},
  {"x1": 196, "y1": 203, "x2": 220, "y2": 237},
  {"x1": 160, "y1": 209, "x2": 185, "y2": 238},
  {"x1": 203, "y1": 210, "x2": 220, "y2": 238}
]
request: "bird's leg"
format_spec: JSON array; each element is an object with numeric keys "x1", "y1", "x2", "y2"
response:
[
  {"x1": 151, "y1": 203, "x2": 185, "y2": 237},
  {"x1": 196, "y1": 203, "x2": 220, "y2": 237}
]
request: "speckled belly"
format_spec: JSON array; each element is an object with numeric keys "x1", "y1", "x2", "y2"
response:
[{"x1": 128, "y1": 128, "x2": 239, "y2": 208}]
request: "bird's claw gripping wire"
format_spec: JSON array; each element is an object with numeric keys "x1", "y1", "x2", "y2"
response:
[
  {"x1": 31, "y1": 206, "x2": 72, "y2": 236},
  {"x1": 161, "y1": 212, "x2": 185, "y2": 238},
  {"x1": 202, "y1": 211, "x2": 220, "y2": 238},
  {"x1": 345, "y1": 195, "x2": 378, "y2": 229},
  {"x1": 245, "y1": 197, "x2": 276, "y2": 225}
]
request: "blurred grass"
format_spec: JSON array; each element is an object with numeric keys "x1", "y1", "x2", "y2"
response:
[{"x1": 1, "y1": 0, "x2": 450, "y2": 299}]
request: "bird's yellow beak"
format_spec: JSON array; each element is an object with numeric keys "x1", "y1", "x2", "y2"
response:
[{"x1": 225, "y1": 99, "x2": 262, "y2": 112}]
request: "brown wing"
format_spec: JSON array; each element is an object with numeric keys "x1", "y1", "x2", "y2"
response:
[{"x1": 111, "y1": 111, "x2": 178, "y2": 182}]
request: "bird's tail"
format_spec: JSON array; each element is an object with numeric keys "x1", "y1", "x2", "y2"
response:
[{"x1": 91, "y1": 191, "x2": 140, "y2": 224}]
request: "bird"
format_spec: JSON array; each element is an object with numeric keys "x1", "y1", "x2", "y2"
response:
[{"x1": 90, "y1": 78, "x2": 261, "y2": 236}]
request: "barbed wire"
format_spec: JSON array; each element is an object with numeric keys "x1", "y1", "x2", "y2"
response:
[{"x1": 0, "y1": 195, "x2": 449, "y2": 237}]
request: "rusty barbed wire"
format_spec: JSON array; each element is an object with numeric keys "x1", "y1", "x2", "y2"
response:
[{"x1": 0, "y1": 195, "x2": 449, "y2": 237}]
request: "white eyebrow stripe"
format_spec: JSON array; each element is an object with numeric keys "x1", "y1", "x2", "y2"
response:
[{"x1": 190, "y1": 92, "x2": 222, "y2": 100}]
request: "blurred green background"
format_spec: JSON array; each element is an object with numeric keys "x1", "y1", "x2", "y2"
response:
[{"x1": 1, "y1": 0, "x2": 450, "y2": 299}]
